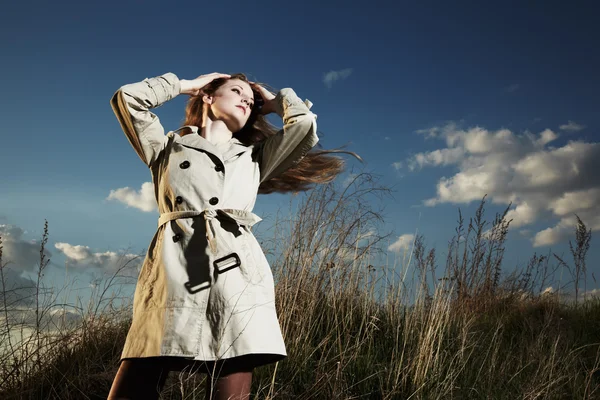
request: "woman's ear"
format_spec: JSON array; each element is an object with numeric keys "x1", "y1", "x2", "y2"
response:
[{"x1": 201, "y1": 91, "x2": 213, "y2": 104}]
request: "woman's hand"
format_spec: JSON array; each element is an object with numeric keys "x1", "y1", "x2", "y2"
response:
[
  {"x1": 179, "y1": 73, "x2": 231, "y2": 96},
  {"x1": 252, "y1": 83, "x2": 277, "y2": 115}
]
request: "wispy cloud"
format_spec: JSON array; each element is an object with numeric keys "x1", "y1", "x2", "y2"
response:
[
  {"x1": 505, "y1": 83, "x2": 520, "y2": 93},
  {"x1": 342, "y1": 173, "x2": 358, "y2": 188},
  {"x1": 323, "y1": 68, "x2": 353, "y2": 89},
  {"x1": 559, "y1": 120, "x2": 585, "y2": 132},
  {"x1": 106, "y1": 182, "x2": 157, "y2": 212}
]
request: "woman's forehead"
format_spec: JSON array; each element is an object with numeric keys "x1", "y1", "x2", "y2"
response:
[{"x1": 226, "y1": 79, "x2": 253, "y2": 96}]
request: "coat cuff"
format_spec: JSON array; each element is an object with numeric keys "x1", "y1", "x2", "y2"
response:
[
  {"x1": 143, "y1": 72, "x2": 181, "y2": 107},
  {"x1": 273, "y1": 88, "x2": 313, "y2": 118}
]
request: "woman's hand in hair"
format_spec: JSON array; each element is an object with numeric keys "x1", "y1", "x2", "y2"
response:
[
  {"x1": 252, "y1": 84, "x2": 277, "y2": 115},
  {"x1": 179, "y1": 73, "x2": 231, "y2": 96}
]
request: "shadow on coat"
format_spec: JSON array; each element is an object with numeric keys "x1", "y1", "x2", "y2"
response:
[{"x1": 181, "y1": 216, "x2": 244, "y2": 294}]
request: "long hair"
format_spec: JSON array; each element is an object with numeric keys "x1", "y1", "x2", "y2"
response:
[{"x1": 180, "y1": 73, "x2": 361, "y2": 194}]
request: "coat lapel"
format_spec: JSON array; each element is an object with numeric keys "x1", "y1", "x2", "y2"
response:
[
  {"x1": 173, "y1": 126, "x2": 251, "y2": 162},
  {"x1": 223, "y1": 138, "x2": 251, "y2": 162}
]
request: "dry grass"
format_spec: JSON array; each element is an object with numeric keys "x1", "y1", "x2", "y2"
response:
[{"x1": 1, "y1": 172, "x2": 599, "y2": 399}]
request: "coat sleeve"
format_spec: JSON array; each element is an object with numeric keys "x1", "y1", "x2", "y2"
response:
[
  {"x1": 255, "y1": 88, "x2": 319, "y2": 183},
  {"x1": 110, "y1": 72, "x2": 181, "y2": 167}
]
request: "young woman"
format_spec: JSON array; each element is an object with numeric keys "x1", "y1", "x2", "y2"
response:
[{"x1": 107, "y1": 72, "x2": 354, "y2": 399}]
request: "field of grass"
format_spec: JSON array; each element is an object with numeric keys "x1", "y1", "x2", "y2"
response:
[{"x1": 1, "y1": 173, "x2": 599, "y2": 399}]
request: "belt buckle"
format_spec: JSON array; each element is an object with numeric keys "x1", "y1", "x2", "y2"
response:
[
  {"x1": 184, "y1": 280, "x2": 211, "y2": 294},
  {"x1": 213, "y1": 253, "x2": 241, "y2": 274}
]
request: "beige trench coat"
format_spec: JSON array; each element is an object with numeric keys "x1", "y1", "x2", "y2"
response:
[{"x1": 110, "y1": 72, "x2": 318, "y2": 363}]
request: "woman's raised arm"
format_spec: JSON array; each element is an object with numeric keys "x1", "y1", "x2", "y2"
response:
[
  {"x1": 255, "y1": 88, "x2": 319, "y2": 183},
  {"x1": 110, "y1": 73, "x2": 181, "y2": 167}
]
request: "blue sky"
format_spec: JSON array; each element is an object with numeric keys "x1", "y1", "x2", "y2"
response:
[{"x1": 1, "y1": 0, "x2": 599, "y2": 309}]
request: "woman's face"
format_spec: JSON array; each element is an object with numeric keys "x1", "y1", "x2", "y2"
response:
[{"x1": 207, "y1": 79, "x2": 255, "y2": 132}]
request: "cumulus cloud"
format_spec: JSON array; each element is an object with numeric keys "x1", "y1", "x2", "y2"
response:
[
  {"x1": 388, "y1": 234, "x2": 415, "y2": 254},
  {"x1": 106, "y1": 181, "x2": 157, "y2": 212},
  {"x1": 54, "y1": 242, "x2": 141, "y2": 273},
  {"x1": 323, "y1": 68, "x2": 353, "y2": 89},
  {"x1": 396, "y1": 122, "x2": 600, "y2": 247},
  {"x1": 0, "y1": 224, "x2": 51, "y2": 271},
  {"x1": 559, "y1": 120, "x2": 585, "y2": 132}
]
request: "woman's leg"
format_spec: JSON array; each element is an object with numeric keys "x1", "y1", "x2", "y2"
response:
[
  {"x1": 205, "y1": 370, "x2": 253, "y2": 400},
  {"x1": 107, "y1": 358, "x2": 169, "y2": 400},
  {"x1": 204, "y1": 359, "x2": 253, "y2": 400}
]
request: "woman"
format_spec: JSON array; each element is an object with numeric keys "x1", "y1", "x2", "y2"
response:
[{"x1": 107, "y1": 71, "x2": 354, "y2": 399}]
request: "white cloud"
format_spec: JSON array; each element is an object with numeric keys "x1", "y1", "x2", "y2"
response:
[
  {"x1": 323, "y1": 68, "x2": 353, "y2": 89},
  {"x1": 408, "y1": 147, "x2": 465, "y2": 171},
  {"x1": 106, "y1": 181, "x2": 157, "y2": 212},
  {"x1": 0, "y1": 267, "x2": 37, "y2": 307},
  {"x1": 559, "y1": 120, "x2": 585, "y2": 132},
  {"x1": 388, "y1": 234, "x2": 415, "y2": 253},
  {"x1": 505, "y1": 201, "x2": 538, "y2": 228},
  {"x1": 532, "y1": 190, "x2": 600, "y2": 247},
  {"x1": 0, "y1": 224, "x2": 51, "y2": 271},
  {"x1": 397, "y1": 122, "x2": 600, "y2": 246},
  {"x1": 548, "y1": 188, "x2": 600, "y2": 216},
  {"x1": 533, "y1": 224, "x2": 569, "y2": 247},
  {"x1": 54, "y1": 242, "x2": 141, "y2": 272}
]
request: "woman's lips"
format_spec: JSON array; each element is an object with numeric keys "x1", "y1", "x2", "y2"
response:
[{"x1": 236, "y1": 106, "x2": 246, "y2": 115}]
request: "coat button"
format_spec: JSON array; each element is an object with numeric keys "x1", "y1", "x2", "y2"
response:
[
  {"x1": 214, "y1": 164, "x2": 224, "y2": 172},
  {"x1": 209, "y1": 197, "x2": 219, "y2": 205},
  {"x1": 173, "y1": 234, "x2": 182, "y2": 242},
  {"x1": 180, "y1": 161, "x2": 190, "y2": 169},
  {"x1": 176, "y1": 196, "x2": 183, "y2": 204}
]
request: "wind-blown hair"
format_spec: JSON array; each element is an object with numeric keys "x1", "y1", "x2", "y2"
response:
[{"x1": 180, "y1": 73, "x2": 361, "y2": 194}]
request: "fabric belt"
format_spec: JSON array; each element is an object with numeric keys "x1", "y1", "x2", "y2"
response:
[{"x1": 158, "y1": 209, "x2": 262, "y2": 255}]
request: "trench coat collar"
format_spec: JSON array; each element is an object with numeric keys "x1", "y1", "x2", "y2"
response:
[{"x1": 174, "y1": 125, "x2": 250, "y2": 162}]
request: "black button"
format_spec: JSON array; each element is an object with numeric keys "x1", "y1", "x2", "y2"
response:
[
  {"x1": 172, "y1": 234, "x2": 182, "y2": 242},
  {"x1": 176, "y1": 196, "x2": 183, "y2": 204},
  {"x1": 214, "y1": 164, "x2": 224, "y2": 172},
  {"x1": 209, "y1": 197, "x2": 219, "y2": 205},
  {"x1": 180, "y1": 161, "x2": 190, "y2": 169}
]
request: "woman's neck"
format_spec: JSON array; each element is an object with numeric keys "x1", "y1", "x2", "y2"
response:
[{"x1": 200, "y1": 109, "x2": 233, "y2": 146}]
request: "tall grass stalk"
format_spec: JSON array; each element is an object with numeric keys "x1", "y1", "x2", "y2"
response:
[{"x1": 0, "y1": 172, "x2": 598, "y2": 399}]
